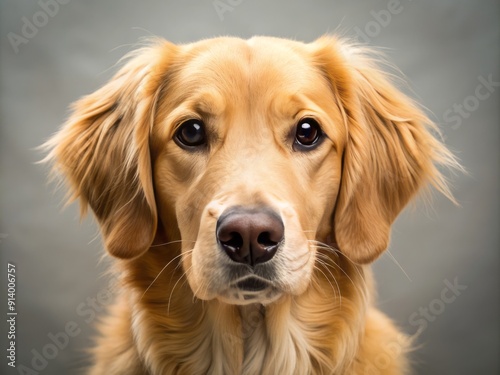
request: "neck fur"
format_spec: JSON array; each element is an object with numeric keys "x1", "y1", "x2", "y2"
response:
[{"x1": 127, "y1": 248, "x2": 368, "y2": 374}]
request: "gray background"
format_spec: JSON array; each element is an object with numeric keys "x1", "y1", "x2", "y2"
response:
[{"x1": 1, "y1": 0, "x2": 498, "y2": 374}]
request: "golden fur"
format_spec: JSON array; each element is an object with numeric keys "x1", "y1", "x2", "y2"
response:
[{"x1": 45, "y1": 36, "x2": 459, "y2": 374}]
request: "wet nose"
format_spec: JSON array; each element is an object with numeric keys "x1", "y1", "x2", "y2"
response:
[{"x1": 216, "y1": 207, "x2": 284, "y2": 266}]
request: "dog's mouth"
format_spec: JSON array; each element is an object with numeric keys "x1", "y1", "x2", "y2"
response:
[
  {"x1": 218, "y1": 276, "x2": 281, "y2": 305},
  {"x1": 235, "y1": 276, "x2": 269, "y2": 292}
]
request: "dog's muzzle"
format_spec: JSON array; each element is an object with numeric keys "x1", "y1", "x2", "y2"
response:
[{"x1": 215, "y1": 206, "x2": 284, "y2": 304}]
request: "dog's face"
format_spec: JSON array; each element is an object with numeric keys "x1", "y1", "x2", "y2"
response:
[
  {"x1": 47, "y1": 36, "x2": 456, "y2": 306},
  {"x1": 152, "y1": 38, "x2": 344, "y2": 304}
]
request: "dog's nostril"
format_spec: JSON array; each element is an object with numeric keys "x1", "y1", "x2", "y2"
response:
[
  {"x1": 220, "y1": 232, "x2": 243, "y2": 251},
  {"x1": 257, "y1": 232, "x2": 278, "y2": 248}
]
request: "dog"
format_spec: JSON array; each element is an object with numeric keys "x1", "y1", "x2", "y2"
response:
[{"x1": 45, "y1": 35, "x2": 459, "y2": 374}]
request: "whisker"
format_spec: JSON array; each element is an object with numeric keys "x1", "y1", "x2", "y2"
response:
[
  {"x1": 312, "y1": 244, "x2": 368, "y2": 299},
  {"x1": 150, "y1": 239, "x2": 196, "y2": 248},
  {"x1": 315, "y1": 253, "x2": 346, "y2": 288},
  {"x1": 317, "y1": 250, "x2": 366, "y2": 294},
  {"x1": 140, "y1": 250, "x2": 190, "y2": 301},
  {"x1": 313, "y1": 262, "x2": 341, "y2": 307},
  {"x1": 308, "y1": 241, "x2": 340, "y2": 261},
  {"x1": 315, "y1": 258, "x2": 341, "y2": 296},
  {"x1": 168, "y1": 263, "x2": 193, "y2": 315},
  {"x1": 385, "y1": 249, "x2": 412, "y2": 282},
  {"x1": 310, "y1": 240, "x2": 365, "y2": 280},
  {"x1": 166, "y1": 250, "x2": 193, "y2": 297}
]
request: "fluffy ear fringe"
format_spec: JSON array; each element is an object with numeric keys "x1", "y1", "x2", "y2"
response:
[
  {"x1": 41, "y1": 40, "x2": 177, "y2": 259},
  {"x1": 312, "y1": 36, "x2": 463, "y2": 264}
]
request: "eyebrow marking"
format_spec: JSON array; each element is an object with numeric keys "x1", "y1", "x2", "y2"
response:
[{"x1": 190, "y1": 90, "x2": 226, "y2": 118}]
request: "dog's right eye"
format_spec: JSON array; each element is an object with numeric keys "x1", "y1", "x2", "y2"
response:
[
  {"x1": 294, "y1": 117, "x2": 323, "y2": 150},
  {"x1": 174, "y1": 119, "x2": 207, "y2": 148}
]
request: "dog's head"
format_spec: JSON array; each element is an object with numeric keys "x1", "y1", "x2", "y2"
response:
[{"x1": 46, "y1": 36, "x2": 458, "y2": 305}]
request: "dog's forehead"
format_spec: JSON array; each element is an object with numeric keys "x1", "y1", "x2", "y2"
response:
[
  {"x1": 171, "y1": 37, "x2": 329, "y2": 112},
  {"x1": 185, "y1": 36, "x2": 314, "y2": 81}
]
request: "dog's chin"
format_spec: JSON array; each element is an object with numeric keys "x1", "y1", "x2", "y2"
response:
[{"x1": 216, "y1": 277, "x2": 283, "y2": 306}]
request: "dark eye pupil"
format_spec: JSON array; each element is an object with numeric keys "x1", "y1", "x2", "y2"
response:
[
  {"x1": 296, "y1": 119, "x2": 321, "y2": 146},
  {"x1": 176, "y1": 120, "x2": 206, "y2": 147},
  {"x1": 182, "y1": 122, "x2": 202, "y2": 142}
]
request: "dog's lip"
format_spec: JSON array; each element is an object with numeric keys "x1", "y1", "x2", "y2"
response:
[{"x1": 233, "y1": 276, "x2": 270, "y2": 292}]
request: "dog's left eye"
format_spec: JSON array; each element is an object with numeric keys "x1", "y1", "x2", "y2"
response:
[
  {"x1": 175, "y1": 119, "x2": 207, "y2": 148},
  {"x1": 294, "y1": 118, "x2": 323, "y2": 149}
]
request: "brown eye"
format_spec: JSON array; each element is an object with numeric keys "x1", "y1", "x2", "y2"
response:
[
  {"x1": 175, "y1": 119, "x2": 207, "y2": 148},
  {"x1": 294, "y1": 118, "x2": 323, "y2": 149}
]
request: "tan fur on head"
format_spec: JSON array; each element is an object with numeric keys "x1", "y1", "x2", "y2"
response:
[{"x1": 44, "y1": 35, "x2": 460, "y2": 374}]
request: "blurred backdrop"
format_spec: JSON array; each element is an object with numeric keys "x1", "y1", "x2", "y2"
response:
[{"x1": 1, "y1": 1, "x2": 498, "y2": 374}]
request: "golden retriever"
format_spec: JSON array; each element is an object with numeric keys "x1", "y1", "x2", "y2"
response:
[{"x1": 45, "y1": 36, "x2": 459, "y2": 374}]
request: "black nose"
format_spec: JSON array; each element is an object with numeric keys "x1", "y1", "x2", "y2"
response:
[{"x1": 216, "y1": 207, "x2": 284, "y2": 266}]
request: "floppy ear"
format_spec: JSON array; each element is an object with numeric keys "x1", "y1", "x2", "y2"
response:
[
  {"x1": 312, "y1": 36, "x2": 460, "y2": 264},
  {"x1": 44, "y1": 41, "x2": 176, "y2": 259}
]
